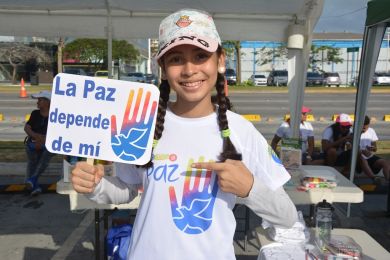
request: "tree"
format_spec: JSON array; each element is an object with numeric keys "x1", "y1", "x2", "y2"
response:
[
  {"x1": 223, "y1": 40, "x2": 243, "y2": 84},
  {"x1": 309, "y1": 45, "x2": 343, "y2": 72},
  {"x1": 257, "y1": 44, "x2": 343, "y2": 73},
  {"x1": 0, "y1": 43, "x2": 51, "y2": 84},
  {"x1": 64, "y1": 38, "x2": 140, "y2": 69},
  {"x1": 257, "y1": 44, "x2": 287, "y2": 67}
]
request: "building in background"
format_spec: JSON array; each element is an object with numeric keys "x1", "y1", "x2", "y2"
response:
[
  {"x1": 238, "y1": 30, "x2": 390, "y2": 85},
  {"x1": 1, "y1": 29, "x2": 390, "y2": 86}
]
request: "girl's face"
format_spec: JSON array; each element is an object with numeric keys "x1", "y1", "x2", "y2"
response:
[{"x1": 161, "y1": 44, "x2": 224, "y2": 113}]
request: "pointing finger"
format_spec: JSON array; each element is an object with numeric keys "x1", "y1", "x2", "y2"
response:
[{"x1": 191, "y1": 162, "x2": 225, "y2": 171}]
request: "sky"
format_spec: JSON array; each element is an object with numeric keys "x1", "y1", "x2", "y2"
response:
[{"x1": 315, "y1": 0, "x2": 368, "y2": 33}]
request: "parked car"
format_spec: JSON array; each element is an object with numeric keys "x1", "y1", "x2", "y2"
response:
[
  {"x1": 94, "y1": 70, "x2": 108, "y2": 78},
  {"x1": 225, "y1": 69, "x2": 237, "y2": 85},
  {"x1": 144, "y1": 73, "x2": 159, "y2": 85},
  {"x1": 306, "y1": 72, "x2": 324, "y2": 86},
  {"x1": 248, "y1": 74, "x2": 267, "y2": 86},
  {"x1": 372, "y1": 72, "x2": 390, "y2": 85},
  {"x1": 267, "y1": 70, "x2": 288, "y2": 86},
  {"x1": 323, "y1": 72, "x2": 341, "y2": 87},
  {"x1": 120, "y1": 72, "x2": 145, "y2": 83},
  {"x1": 63, "y1": 68, "x2": 87, "y2": 76}
]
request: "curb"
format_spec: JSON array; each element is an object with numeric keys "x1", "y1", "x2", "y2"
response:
[
  {"x1": 2, "y1": 113, "x2": 390, "y2": 123},
  {"x1": 0, "y1": 183, "x2": 57, "y2": 193}
]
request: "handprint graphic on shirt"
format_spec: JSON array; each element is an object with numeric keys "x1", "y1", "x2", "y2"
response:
[
  {"x1": 169, "y1": 158, "x2": 218, "y2": 234},
  {"x1": 111, "y1": 88, "x2": 157, "y2": 161}
]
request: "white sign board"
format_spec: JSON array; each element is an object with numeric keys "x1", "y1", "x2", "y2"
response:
[{"x1": 46, "y1": 73, "x2": 160, "y2": 165}]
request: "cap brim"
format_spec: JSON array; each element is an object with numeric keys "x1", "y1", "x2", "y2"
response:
[
  {"x1": 339, "y1": 122, "x2": 352, "y2": 126},
  {"x1": 31, "y1": 94, "x2": 50, "y2": 100},
  {"x1": 156, "y1": 35, "x2": 219, "y2": 60}
]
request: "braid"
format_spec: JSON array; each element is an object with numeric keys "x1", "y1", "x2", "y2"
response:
[
  {"x1": 140, "y1": 80, "x2": 170, "y2": 168},
  {"x1": 215, "y1": 73, "x2": 242, "y2": 162}
]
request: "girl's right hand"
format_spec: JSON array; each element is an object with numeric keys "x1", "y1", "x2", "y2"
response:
[{"x1": 71, "y1": 162, "x2": 104, "y2": 194}]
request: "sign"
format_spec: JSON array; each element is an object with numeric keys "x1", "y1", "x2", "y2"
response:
[
  {"x1": 46, "y1": 73, "x2": 160, "y2": 165},
  {"x1": 280, "y1": 138, "x2": 302, "y2": 169},
  {"x1": 347, "y1": 47, "x2": 359, "y2": 53}
]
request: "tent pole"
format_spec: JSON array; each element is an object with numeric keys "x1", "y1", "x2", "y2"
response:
[
  {"x1": 106, "y1": 0, "x2": 113, "y2": 79},
  {"x1": 347, "y1": 24, "x2": 386, "y2": 217}
]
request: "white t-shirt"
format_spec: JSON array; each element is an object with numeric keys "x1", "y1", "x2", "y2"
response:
[
  {"x1": 360, "y1": 127, "x2": 378, "y2": 159},
  {"x1": 275, "y1": 121, "x2": 314, "y2": 153},
  {"x1": 90, "y1": 109, "x2": 293, "y2": 260}
]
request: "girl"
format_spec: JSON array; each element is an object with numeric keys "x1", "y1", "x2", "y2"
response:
[
  {"x1": 72, "y1": 9, "x2": 297, "y2": 259},
  {"x1": 271, "y1": 106, "x2": 324, "y2": 165}
]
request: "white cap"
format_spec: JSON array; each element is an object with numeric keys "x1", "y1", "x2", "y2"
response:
[
  {"x1": 336, "y1": 113, "x2": 352, "y2": 126},
  {"x1": 31, "y1": 90, "x2": 51, "y2": 101},
  {"x1": 156, "y1": 9, "x2": 221, "y2": 60}
]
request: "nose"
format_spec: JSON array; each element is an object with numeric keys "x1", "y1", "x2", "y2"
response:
[{"x1": 181, "y1": 61, "x2": 196, "y2": 77}]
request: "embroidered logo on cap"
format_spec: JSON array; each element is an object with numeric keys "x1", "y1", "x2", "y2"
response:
[{"x1": 176, "y1": 15, "x2": 192, "y2": 28}]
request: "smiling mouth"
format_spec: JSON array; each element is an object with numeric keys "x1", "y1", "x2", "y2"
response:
[{"x1": 180, "y1": 80, "x2": 204, "y2": 89}]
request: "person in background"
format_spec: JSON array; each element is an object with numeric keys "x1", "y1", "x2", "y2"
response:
[
  {"x1": 322, "y1": 113, "x2": 353, "y2": 175},
  {"x1": 24, "y1": 90, "x2": 54, "y2": 196},
  {"x1": 359, "y1": 115, "x2": 389, "y2": 181},
  {"x1": 70, "y1": 9, "x2": 297, "y2": 259},
  {"x1": 271, "y1": 106, "x2": 323, "y2": 165}
]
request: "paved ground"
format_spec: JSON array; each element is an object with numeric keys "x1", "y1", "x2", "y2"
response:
[{"x1": 0, "y1": 162, "x2": 389, "y2": 259}]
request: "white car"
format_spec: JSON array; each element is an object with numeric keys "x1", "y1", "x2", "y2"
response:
[
  {"x1": 249, "y1": 74, "x2": 267, "y2": 86},
  {"x1": 373, "y1": 72, "x2": 390, "y2": 85}
]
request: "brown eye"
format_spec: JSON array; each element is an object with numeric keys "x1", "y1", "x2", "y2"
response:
[{"x1": 166, "y1": 54, "x2": 183, "y2": 65}]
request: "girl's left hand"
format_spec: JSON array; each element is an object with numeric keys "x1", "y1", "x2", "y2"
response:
[{"x1": 191, "y1": 159, "x2": 254, "y2": 198}]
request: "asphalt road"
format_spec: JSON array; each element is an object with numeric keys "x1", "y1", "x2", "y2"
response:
[{"x1": 1, "y1": 91, "x2": 389, "y2": 141}]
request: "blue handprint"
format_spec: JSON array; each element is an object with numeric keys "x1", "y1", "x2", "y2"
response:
[
  {"x1": 169, "y1": 159, "x2": 219, "y2": 234},
  {"x1": 111, "y1": 88, "x2": 157, "y2": 161}
]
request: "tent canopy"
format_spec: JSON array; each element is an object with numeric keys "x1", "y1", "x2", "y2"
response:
[
  {"x1": 0, "y1": 0, "x2": 323, "y2": 41},
  {"x1": 366, "y1": 0, "x2": 390, "y2": 27},
  {"x1": 0, "y1": 0, "x2": 324, "y2": 137}
]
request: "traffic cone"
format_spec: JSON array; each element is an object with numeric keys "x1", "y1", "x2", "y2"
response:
[{"x1": 19, "y1": 78, "x2": 27, "y2": 98}]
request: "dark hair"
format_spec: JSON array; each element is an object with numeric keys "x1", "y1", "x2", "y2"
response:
[
  {"x1": 331, "y1": 122, "x2": 343, "y2": 141},
  {"x1": 364, "y1": 115, "x2": 370, "y2": 125},
  {"x1": 140, "y1": 46, "x2": 242, "y2": 168}
]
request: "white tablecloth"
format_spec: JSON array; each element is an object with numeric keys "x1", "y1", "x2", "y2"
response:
[{"x1": 284, "y1": 165, "x2": 363, "y2": 204}]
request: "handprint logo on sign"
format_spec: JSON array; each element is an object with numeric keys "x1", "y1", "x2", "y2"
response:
[
  {"x1": 111, "y1": 88, "x2": 157, "y2": 161},
  {"x1": 169, "y1": 158, "x2": 218, "y2": 234}
]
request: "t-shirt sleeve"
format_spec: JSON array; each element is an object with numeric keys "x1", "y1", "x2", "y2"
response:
[
  {"x1": 370, "y1": 128, "x2": 379, "y2": 142},
  {"x1": 306, "y1": 122, "x2": 314, "y2": 136},
  {"x1": 275, "y1": 124, "x2": 286, "y2": 138},
  {"x1": 322, "y1": 127, "x2": 333, "y2": 141},
  {"x1": 241, "y1": 128, "x2": 291, "y2": 191},
  {"x1": 26, "y1": 110, "x2": 38, "y2": 127}
]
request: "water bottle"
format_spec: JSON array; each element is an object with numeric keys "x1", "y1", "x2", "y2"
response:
[{"x1": 315, "y1": 199, "x2": 333, "y2": 250}]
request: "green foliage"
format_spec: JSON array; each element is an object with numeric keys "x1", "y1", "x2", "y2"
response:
[
  {"x1": 242, "y1": 80, "x2": 254, "y2": 86},
  {"x1": 64, "y1": 38, "x2": 140, "y2": 68},
  {"x1": 257, "y1": 44, "x2": 287, "y2": 66},
  {"x1": 310, "y1": 45, "x2": 344, "y2": 71}
]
